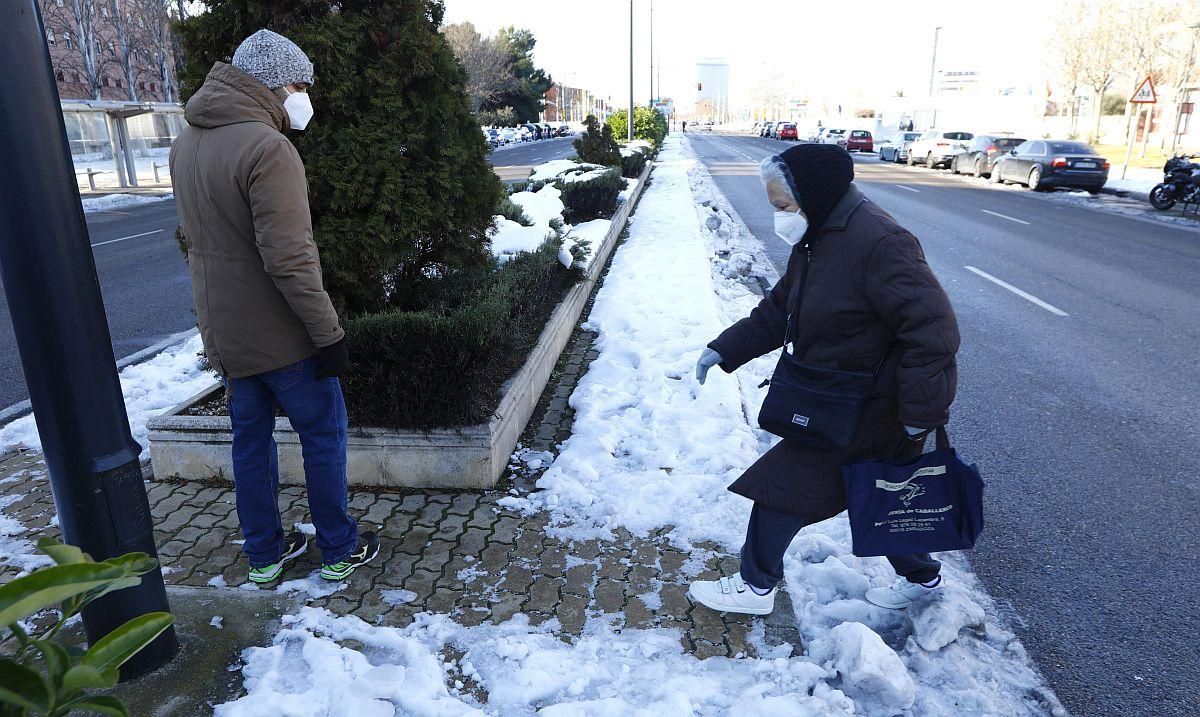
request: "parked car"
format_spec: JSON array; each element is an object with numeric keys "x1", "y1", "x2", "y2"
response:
[
  {"x1": 556, "y1": 123, "x2": 573, "y2": 137},
  {"x1": 907, "y1": 130, "x2": 974, "y2": 168},
  {"x1": 751, "y1": 122, "x2": 762, "y2": 136},
  {"x1": 759, "y1": 121, "x2": 775, "y2": 138},
  {"x1": 820, "y1": 129, "x2": 847, "y2": 145},
  {"x1": 540, "y1": 123, "x2": 554, "y2": 138},
  {"x1": 951, "y1": 134, "x2": 1025, "y2": 177},
  {"x1": 990, "y1": 139, "x2": 1109, "y2": 192},
  {"x1": 878, "y1": 131, "x2": 921, "y2": 162},
  {"x1": 514, "y1": 125, "x2": 534, "y2": 142},
  {"x1": 845, "y1": 129, "x2": 873, "y2": 152},
  {"x1": 499, "y1": 127, "x2": 518, "y2": 144},
  {"x1": 482, "y1": 127, "x2": 502, "y2": 148},
  {"x1": 776, "y1": 122, "x2": 799, "y2": 140}
]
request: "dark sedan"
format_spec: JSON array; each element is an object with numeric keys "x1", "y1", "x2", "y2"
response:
[
  {"x1": 990, "y1": 139, "x2": 1110, "y2": 192},
  {"x1": 951, "y1": 134, "x2": 1025, "y2": 178}
]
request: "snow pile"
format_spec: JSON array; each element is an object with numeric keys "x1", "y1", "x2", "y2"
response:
[
  {"x1": 0, "y1": 334, "x2": 215, "y2": 460},
  {"x1": 81, "y1": 193, "x2": 172, "y2": 213},
  {"x1": 620, "y1": 140, "x2": 654, "y2": 158},
  {"x1": 810, "y1": 622, "x2": 915, "y2": 715},
  {"x1": 0, "y1": 492, "x2": 54, "y2": 575},
  {"x1": 561, "y1": 219, "x2": 610, "y2": 272},
  {"x1": 489, "y1": 185, "x2": 563, "y2": 260},
  {"x1": 528, "y1": 160, "x2": 601, "y2": 183},
  {"x1": 275, "y1": 571, "x2": 346, "y2": 600},
  {"x1": 1105, "y1": 166, "x2": 1161, "y2": 196},
  {"x1": 618, "y1": 177, "x2": 639, "y2": 203},
  {"x1": 500, "y1": 136, "x2": 761, "y2": 549},
  {"x1": 216, "y1": 607, "x2": 857, "y2": 716}
]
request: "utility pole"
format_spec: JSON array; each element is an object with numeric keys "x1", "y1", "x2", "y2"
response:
[
  {"x1": 649, "y1": 0, "x2": 654, "y2": 106},
  {"x1": 0, "y1": 0, "x2": 177, "y2": 679},
  {"x1": 928, "y1": 26, "x2": 942, "y2": 128},
  {"x1": 629, "y1": 0, "x2": 635, "y2": 141}
]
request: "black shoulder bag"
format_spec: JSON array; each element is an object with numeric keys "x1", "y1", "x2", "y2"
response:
[{"x1": 757, "y1": 244, "x2": 891, "y2": 450}]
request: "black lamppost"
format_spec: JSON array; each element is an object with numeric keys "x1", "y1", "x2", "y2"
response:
[{"x1": 0, "y1": 0, "x2": 177, "y2": 679}]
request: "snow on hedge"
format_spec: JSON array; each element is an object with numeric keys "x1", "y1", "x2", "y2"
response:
[{"x1": 489, "y1": 184, "x2": 563, "y2": 260}]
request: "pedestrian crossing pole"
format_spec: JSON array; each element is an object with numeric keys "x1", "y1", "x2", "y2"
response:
[{"x1": 0, "y1": 0, "x2": 177, "y2": 678}]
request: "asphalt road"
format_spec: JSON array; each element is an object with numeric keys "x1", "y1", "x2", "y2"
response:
[
  {"x1": 687, "y1": 131, "x2": 1200, "y2": 716},
  {"x1": 487, "y1": 136, "x2": 577, "y2": 180},
  {"x1": 0, "y1": 201, "x2": 195, "y2": 410}
]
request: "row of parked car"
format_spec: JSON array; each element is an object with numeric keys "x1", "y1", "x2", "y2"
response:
[
  {"x1": 482, "y1": 122, "x2": 573, "y2": 148},
  {"x1": 878, "y1": 130, "x2": 1111, "y2": 192},
  {"x1": 752, "y1": 122, "x2": 875, "y2": 152}
]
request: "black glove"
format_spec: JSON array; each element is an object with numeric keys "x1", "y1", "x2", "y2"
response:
[{"x1": 314, "y1": 336, "x2": 349, "y2": 380}]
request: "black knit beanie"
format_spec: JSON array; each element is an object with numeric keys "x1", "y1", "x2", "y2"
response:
[{"x1": 776, "y1": 144, "x2": 854, "y2": 242}]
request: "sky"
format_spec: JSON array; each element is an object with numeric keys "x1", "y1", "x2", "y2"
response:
[{"x1": 442, "y1": 0, "x2": 1056, "y2": 113}]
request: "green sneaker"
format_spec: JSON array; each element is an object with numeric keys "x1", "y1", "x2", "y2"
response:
[
  {"x1": 320, "y1": 531, "x2": 380, "y2": 580},
  {"x1": 247, "y1": 531, "x2": 308, "y2": 584}
]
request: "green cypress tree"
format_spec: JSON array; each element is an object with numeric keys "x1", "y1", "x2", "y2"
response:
[{"x1": 176, "y1": 0, "x2": 505, "y2": 314}]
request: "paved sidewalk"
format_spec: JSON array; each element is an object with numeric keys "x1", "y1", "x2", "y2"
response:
[{"x1": 0, "y1": 249, "x2": 798, "y2": 708}]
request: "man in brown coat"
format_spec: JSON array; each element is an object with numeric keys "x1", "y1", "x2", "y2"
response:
[
  {"x1": 170, "y1": 29, "x2": 378, "y2": 585},
  {"x1": 688, "y1": 144, "x2": 960, "y2": 614}
]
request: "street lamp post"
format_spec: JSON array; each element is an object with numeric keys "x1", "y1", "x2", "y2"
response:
[
  {"x1": 0, "y1": 0, "x2": 177, "y2": 679},
  {"x1": 629, "y1": 0, "x2": 635, "y2": 141},
  {"x1": 928, "y1": 26, "x2": 942, "y2": 128}
]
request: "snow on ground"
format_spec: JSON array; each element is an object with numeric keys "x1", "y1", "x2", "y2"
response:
[
  {"x1": 618, "y1": 177, "x2": 639, "y2": 204},
  {"x1": 1105, "y1": 165, "x2": 1162, "y2": 195},
  {"x1": 0, "y1": 333, "x2": 214, "y2": 460},
  {"x1": 72, "y1": 149, "x2": 172, "y2": 190},
  {"x1": 81, "y1": 192, "x2": 173, "y2": 213},
  {"x1": 0, "y1": 492, "x2": 54, "y2": 575},
  {"x1": 490, "y1": 185, "x2": 563, "y2": 261},
  {"x1": 215, "y1": 135, "x2": 1062, "y2": 716},
  {"x1": 562, "y1": 219, "x2": 610, "y2": 272}
]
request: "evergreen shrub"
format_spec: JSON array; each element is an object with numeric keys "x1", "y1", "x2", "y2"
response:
[
  {"x1": 607, "y1": 107, "x2": 669, "y2": 147},
  {"x1": 341, "y1": 239, "x2": 582, "y2": 430},
  {"x1": 573, "y1": 115, "x2": 621, "y2": 166},
  {"x1": 498, "y1": 196, "x2": 532, "y2": 226},
  {"x1": 620, "y1": 148, "x2": 648, "y2": 179},
  {"x1": 556, "y1": 168, "x2": 624, "y2": 224}
]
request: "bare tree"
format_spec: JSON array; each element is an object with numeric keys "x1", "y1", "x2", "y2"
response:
[
  {"x1": 1048, "y1": 0, "x2": 1089, "y2": 134},
  {"x1": 131, "y1": 0, "x2": 177, "y2": 101},
  {"x1": 109, "y1": 0, "x2": 140, "y2": 100},
  {"x1": 44, "y1": 0, "x2": 104, "y2": 99},
  {"x1": 1078, "y1": 0, "x2": 1130, "y2": 143},
  {"x1": 444, "y1": 22, "x2": 514, "y2": 114}
]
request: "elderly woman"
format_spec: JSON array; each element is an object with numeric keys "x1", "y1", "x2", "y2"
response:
[{"x1": 689, "y1": 144, "x2": 960, "y2": 614}]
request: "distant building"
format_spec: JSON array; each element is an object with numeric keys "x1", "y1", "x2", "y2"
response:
[
  {"x1": 695, "y1": 59, "x2": 730, "y2": 123},
  {"x1": 40, "y1": 0, "x2": 179, "y2": 103},
  {"x1": 937, "y1": 70, "x2": 982, "y2": 95},
  {"x1": 545, "y1": 84, "x2": 613, "y2": 123}
]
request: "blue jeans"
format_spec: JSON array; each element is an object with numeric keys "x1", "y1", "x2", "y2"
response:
[
  {"x1": 227, "y1": 356, "x2": 357, "y2": 567},
  {"x1": 739, "y1": 502, "x2": 941, "y2": 590}
]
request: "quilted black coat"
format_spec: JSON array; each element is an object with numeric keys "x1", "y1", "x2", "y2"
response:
[{"x1": 709, "y1": 185, "x2": 960, "y2": 522}]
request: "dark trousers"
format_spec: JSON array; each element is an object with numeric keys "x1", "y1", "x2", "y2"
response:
[
  {"x1": 227, "y1": 356, "x2": 358, "y2": 567},
  {"x1": 739, "y1": 502, "x2": 941, "y2": 590}
]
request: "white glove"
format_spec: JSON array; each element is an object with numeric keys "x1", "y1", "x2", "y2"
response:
[{"x1": 695, "y1": 348, "x2": 724, "y2": 385}]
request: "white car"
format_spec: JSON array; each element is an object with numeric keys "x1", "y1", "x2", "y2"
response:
[
  {"x1": 820, "y1": 129, "x2": 847, "y2": 145},
  {"x1": 907, "y1": 130, "x2": 975, "y2": 169},
  {"x1": 515, "y1": 126, "x2": 534, "y2": 142},
  {"x1": 499, "y1": 127, "x2": 517, "y2": 144}
]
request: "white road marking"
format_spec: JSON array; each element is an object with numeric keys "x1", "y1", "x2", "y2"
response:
[
  {"x1": 981, "y1": 209, "x2": 1031, "y2": 225},
  {"x1": 895, "y1": 185, "x2": 920, "y2": 193},
  {"x1": 91, "y1": 229, "x2": 163, "y2": 247},
  {"x1": 964, "y1": 266, "x2": 1069, "y2": 316}
]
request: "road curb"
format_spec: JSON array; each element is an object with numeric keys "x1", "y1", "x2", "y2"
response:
[{"x1": 1099, "y1": 186, "x2": 1150, "y2": 203}]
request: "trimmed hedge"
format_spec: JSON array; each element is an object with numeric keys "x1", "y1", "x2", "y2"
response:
[
  {"x1": 341, "y1": 239, "x2": 582, "y2": 430},
  {"x1": 620, "y1": 149, "x2": 648, "y2": 179},
  {"x1": 556, "y1": 168, "x2": 625, "y2": 224}
]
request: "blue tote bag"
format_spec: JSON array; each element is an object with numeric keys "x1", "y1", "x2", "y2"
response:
[{"x1": 842, "y1": 427, "x2": 984, "y2": 557}]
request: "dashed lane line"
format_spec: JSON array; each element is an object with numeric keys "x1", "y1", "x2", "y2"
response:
[
  {"x1": 91, "y1": 229, "x2": 163, "y2": 248},
  {"x1": 895, "y1": 185, "x2": 920, "y2": 193},
  {"x1": 964, "y1": 265, "x2": 1069, "y2": 317},
  {"x1": 981, "y1": 209, "x2": 1032, "y2": 225}
]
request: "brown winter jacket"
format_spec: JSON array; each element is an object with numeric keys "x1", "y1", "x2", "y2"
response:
[
  {"x1": 170, "y1": 62, "x2": 342, "y2": 378},
  {"x1": 710, "y1": 185, "x2": 960, "y2": 521}
]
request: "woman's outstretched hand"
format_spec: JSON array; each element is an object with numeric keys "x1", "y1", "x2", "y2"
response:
[{"x1": 695, "y1": 348, "x2": 724, "y2": 385}]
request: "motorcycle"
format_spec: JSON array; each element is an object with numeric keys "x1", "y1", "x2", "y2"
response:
[{"x1": 1149, "y1": 154, "x2": 1200, "y2": 211}]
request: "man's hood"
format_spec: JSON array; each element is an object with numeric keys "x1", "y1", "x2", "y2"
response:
[{"x1": 184, "y1": 62, "x2": 287, "y2": 132}]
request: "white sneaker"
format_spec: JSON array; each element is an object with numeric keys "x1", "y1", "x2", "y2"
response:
[
  {"x1": 865, "y1": 576, "x2": 942, "y2": 610},
  {"x1": 687, "y1": 574, "x2": 776, "y2": 615}
]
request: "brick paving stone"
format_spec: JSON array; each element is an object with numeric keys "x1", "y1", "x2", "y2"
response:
[
  {"x1": 498, "y1": 565, "x2": 535, "y2": 595},
  {"x1": 415, "y1": 500, "x2": 446, "y2": 527},
  {"x1": 489, "y1": 515, "x2": 521, "y2": 544},
  {"x1": 447, "y1": 494, "x2": 479, "y2": 516},
  {"x1": 553, "y1": 592, "x2": 589, "y2": 634},
  {"x1": 526, "y1": 574, "x2": 563, "y2": 610},
  {"x1": 362, "y1": 497, "x2": 398, "y2": 526},
  {"x1": 691, "y1": 639, "x2": 728, "y2": 660},
  {"x1": 413, "y1": 539, "x2": 455, "y2": 575},
  {"x1": 455, "y1": 528, "x2": 490, "y2": 558},
  {"x1": 488, "y1": 591, "x2": 525, "y2": 622},
  {"x1": 591, "y1": 579, "x2": 625, "y2": 614},
  {"x1": 437, "y1": 512, "x2": 468, "y2": 535},
  {"x1": 562, "y1": 562, "x2": 596, "y2": 597},
  {"x1": 622, "y1": 595, "x2": 655, "y2": 628}
]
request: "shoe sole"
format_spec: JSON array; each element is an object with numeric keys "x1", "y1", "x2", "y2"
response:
[
  {"x1": 319, "y1": 541, "x2": 381, "y2": 581},
  {"x1": 247, "y1": 538, "x2": 309, "y2": 585},
  {"x1": 686, "y1": 586, "x2": 774, "y2": 616}
]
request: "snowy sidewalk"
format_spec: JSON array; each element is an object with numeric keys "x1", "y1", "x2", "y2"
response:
[{"x1": 0, "y1": 135, "x2": 1063, "y2": 715}]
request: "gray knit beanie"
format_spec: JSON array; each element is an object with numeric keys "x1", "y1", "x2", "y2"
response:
[{"x1": 232, "y1": 29, "x2": 314, "y2": 90}]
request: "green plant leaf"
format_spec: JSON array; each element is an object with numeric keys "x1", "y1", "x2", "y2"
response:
[
  {"x1": 0, "y1": 658, "x2": 51, "y2": 712},
  {"x1": 36, "y1": 539, "x2": 91, "y2": 566},
  {"x1": 32, "y1": 640, "x2": 70, "y2": 685},
  {"x1": 97, "y1": 554, "x2": 156, "y2": 576},
  {"x1": 82, "y1": 613, "x2": 174, "y2": 673},
  {"x1": 60, "y1": 663, "x2": 118, "y2": 695},
  {"x1": 0, "y1": 564, "x2": 127, "y2": 629},
  {"x1": 71, "y1": 577, "x2": 144, "y2": 616},
  {"x1": 54, "y1": 695, "x2": 127, "y2": 717}
]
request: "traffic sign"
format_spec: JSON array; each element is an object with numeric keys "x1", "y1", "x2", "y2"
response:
[{"x1": 1130, "y1": 76, "x2": 1157, "y2": 104}]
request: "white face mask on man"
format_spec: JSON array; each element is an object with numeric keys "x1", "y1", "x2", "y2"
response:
[
  {"x1": 283, "y1": 89, "x2": 314, "y2": 131},
  {"x1": 773, "y1": 209, "x2": 808, "y2": 246}
]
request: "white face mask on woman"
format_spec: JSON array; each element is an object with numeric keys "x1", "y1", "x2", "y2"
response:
[
  {"x1": 283, "y1": 89, "x2": 314, "y2": 131},
  {"x1": 773, "y1": 209, "x2": 808, "y2": 246}
]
